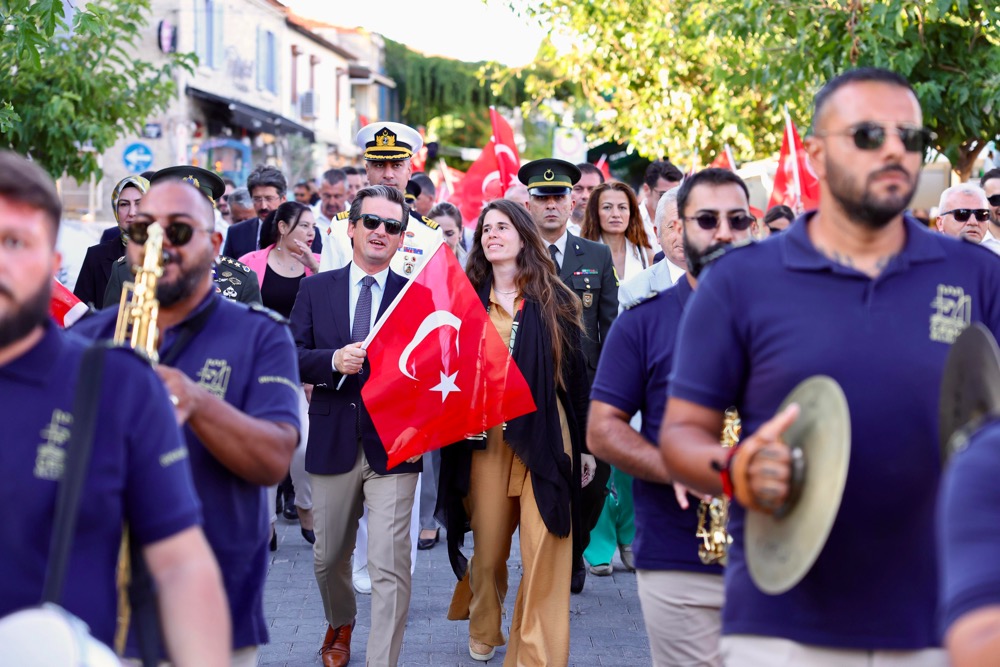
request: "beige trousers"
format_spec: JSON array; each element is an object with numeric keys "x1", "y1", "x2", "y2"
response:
[
  {"x1": 310, "y1": 445, "x2": 418, "y2": 667},
  {"x1": 448, "y1": 426, "x2": 572, "y2": 667},
  {"x1": 636, "y1": 569, "x2": 724, "y2": 667},
  {"x1": 722, "y1": 635, "x2": 947, "y2": 667}
]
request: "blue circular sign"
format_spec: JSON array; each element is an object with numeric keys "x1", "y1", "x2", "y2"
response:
[{"x1": 123, "y1": 142, "x2": 153, "y2": 172}]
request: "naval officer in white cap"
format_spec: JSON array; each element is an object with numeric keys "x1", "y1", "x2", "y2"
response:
[{"x1": 320, "y1": 122, "x2": 443, "y2": 276}]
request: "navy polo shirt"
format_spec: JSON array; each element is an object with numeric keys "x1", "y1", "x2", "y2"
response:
[
  {"x1": 0, "y1": 323, "x2": 200, "y2": 647},
  {"x1": 591, "y1": 276, "x2": 723, "y2": 575},
  {"x1": 669, "y1": 214, "x2": 1000, "y2": 649},
  {"x1": 74, "y1": 292, "x2": 301, "y2": 649},
  {"x1": 938, "y1": 418, "x2": 1000, "y2": 637}
]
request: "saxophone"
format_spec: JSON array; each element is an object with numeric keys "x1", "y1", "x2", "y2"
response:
[
  {"x1": 695, "y1": 408, "x2": 741, "y2": 565},
  {"x1": 111, "y1": 223, "x2": 164, "y2": 654},
  {"x1": 114, "y1": 223, "x2": 164, "y2": 361}
]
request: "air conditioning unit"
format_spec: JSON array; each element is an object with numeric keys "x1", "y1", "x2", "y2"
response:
[{"x1": 300, "y1": 90, "x2": 318, "y2": 120}]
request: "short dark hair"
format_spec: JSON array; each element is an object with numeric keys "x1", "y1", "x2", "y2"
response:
[
  {"x1": 981, "y1": 168, "x2": 1000, "y2": 189},
  {"x1": 764, "y1": 205, "x2": 795, "y2": 225},
  {"x1": 260, "y1": 201, "x2": 312, "y2": 249},
  {"x1": 644, "y1": 160, "x2": 684, "y2": 188},
  {"x1": 812, "y1": 68, "x2": 915, "y2": 133},
  {"x1": 342, "y1": 165, "x2": 359, "y2": 176},
  {"x1": 294, "y1": 180, "x2": 312, "y2": 190},
  {"x1": 348, "y1": 185, "x2": 409, "y2": 232},
  {"x1": 222, "y1": 177, "x2": 236, "y2": 188},
  {"x1": 576, "y1": 162, "x2": 605, "y2": 183},
  {"x1": 0, "y1": 151, "x2": 62, "y2": 244},
  {"x1": 247, "y1": 164, "x2": 287, "y2": 197},
  {"x1": 321, "y1": 169, "x2": 347, "y2": 187},
  {"x1": 676, "y1": 168, "x2": 751, "y2": 219},
  {"x1": 411, "y1": 172, "x2": 435, "y2": 197},
  {"x1": 428, "y1": 201, "x2": 461, "y2": 222}
]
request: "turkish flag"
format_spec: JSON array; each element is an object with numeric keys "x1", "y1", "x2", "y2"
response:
[
  {"x1": 51, "y1": 278, "x2": 89, "y2": 327},
  {"x1": 768, "y1": 111, "x2": 820, "y2": 214},
  {"x1": 453, "y1": 107, "x2": 520, "y2": 228},
  {"x1": 432, "y1": 159, "x2": 466, "y2": 205},
  {"x1": 709, "y1": 144, "x2": 736, "y2": 171},
  {"x1": 361, "y1": 244, "x2": 537, "y2": 468}
]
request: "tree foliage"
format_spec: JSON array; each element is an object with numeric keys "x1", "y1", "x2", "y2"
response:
[
  {"x1": 0, "y1": 0, "x2": 194, "y2": 181},
  {"x1": 510, "y1": 0, "x2": 1000, "y2": 178}
]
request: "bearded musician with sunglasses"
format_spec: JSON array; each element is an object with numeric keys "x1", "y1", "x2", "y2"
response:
[
  {"x1": 659, "y1": 68, "x2": 1000, "y2": 667},
  {"x1": 73, "y1": 166, "x2": 302, "y2": 666},
  {"x1": 289, "y1": 184, "x2": 423, "y2": 667}
]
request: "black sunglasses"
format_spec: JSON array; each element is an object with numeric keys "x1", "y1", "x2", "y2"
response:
[
  {"x1": 941, "y1": 208, "x2": 990, "y2": 223},
  {"x1": 820, "y1": 122, "x2": 935, "y2": 153},
  {"x1": 988, "y1": 194, "x2": 1000, "y2": 208},
  {"x1": 357, "y1": 213, "x2": 404, "y2": 236},
  {"x1": 685, "y1": 212, "x2": 755, "y2": 232},
  {"x1": 130, "y1": 221, "x2": 198, "y2": 246}
]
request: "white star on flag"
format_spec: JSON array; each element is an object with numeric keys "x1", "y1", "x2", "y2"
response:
[{"x1": 430, "y1": 370, "x2": 460, "y2": 402}]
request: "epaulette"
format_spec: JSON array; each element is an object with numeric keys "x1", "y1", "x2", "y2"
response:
[
  {"x1": 419, "y1": 214, "x2": 439, "y2": 230},
  {"x1": 217, "y1": 255, "x2": 252, "y2": 274},
  {"x1": 115, "y1": 255, "x2": 128, "y2": 265},
  {"x1": 335, "y1": 210, "x2": 351, "y2": 220},
  {"x1": 249, "y1": 303, "x2": 289, "y2": 325},
  {"x1": 624, "y1": 291, "x2": 660, "y2": 311}
]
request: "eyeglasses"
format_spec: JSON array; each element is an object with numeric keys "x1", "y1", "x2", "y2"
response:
[
  {"x1": 817, "y1": 122, "x2": 936, "y2": 153},
  {"x1": 988, "y1": 194, "x2": 1000, "y2": 207},
  {"x1": 684, "y1": 212, "x2": 755, "y2": 232},
  {"x1": 357, "y1": 213, "x2": 404, "y2": 236},
  {"x1": 251, "y1": 195, "x2": 281, "y2": 205},
  {"x1": 130, "y1": 221, "x2": 203, "y2": 246},
  {"x1": 940, "y1": 208, "x2": 990, "y2": 223}
]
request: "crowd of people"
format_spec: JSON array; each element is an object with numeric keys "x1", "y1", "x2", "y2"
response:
[{"x1": 3, "y1": 66, "x2": 1000, "y2": 667}]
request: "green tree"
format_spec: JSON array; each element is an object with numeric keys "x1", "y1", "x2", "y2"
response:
[
  {"x1": 510, "y1": 0, "x2": 1000, "y2": 178},
  {"x1": 0, "y1": 0, "x2": 194, "y2": 181}
]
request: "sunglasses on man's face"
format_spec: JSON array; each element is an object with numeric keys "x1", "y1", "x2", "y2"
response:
[
  {"x1": 987, "y1": 194, "x2": 1000, "y2": 208},
  {"x1": 819, "y1": 122, "x2": 936, "y2": 154},
  {"x1": 357, "y1": 213, "x2": 404, "y2": 236},
  {"x1": 685, "y1": 212, "x2": 755, "y2": 232},
  {"x1": 941, "y1": 208, "x2": 990, "y2": 223},
  {"x1": 130, "y1": 220, "x2": 199, "y2": 246}
]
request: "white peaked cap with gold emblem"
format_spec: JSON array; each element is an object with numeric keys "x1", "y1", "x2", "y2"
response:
[{"x1": 356, "y1": 122, "x2": 423, "y2": 161}]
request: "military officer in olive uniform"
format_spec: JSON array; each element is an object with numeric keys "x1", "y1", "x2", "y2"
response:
[
  {"x1": 320, "y1": 123, "x2": 443, "y2": 275},
  {"x1": 104, "y1": 253, "x2": 262, "y2": 308},
  {"x1": 520, "y1": 157, "x2": 619, "y2": 596}
]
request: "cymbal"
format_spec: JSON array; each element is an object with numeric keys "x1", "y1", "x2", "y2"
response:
[
  {"x1": 745, "y1": 376, "x2": 851, "y2": 595},
  {"x1": 938, "y1": 323, "x2": 1000, "y2": 462}
]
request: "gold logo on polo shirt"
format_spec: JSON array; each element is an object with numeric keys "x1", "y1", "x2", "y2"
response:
[
  {"x1": 34, "y1": 410, "x2": 73, "y2": 480},
  {"x1": 196, "y1": 358, "x2": 232, "y2": 399},
  {"x1": 930, "y1": 285, "x2": 971, "y2": 344}
]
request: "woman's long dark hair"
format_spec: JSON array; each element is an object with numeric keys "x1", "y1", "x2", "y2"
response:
[
  {"x1": 260, "y1": 201, "x2": 311, "y2": 249},
  {"x1": 580, "y1": 182, "x2": 651, "y2": 250},
  {"x1": 466, "y1": 199, "x2": 583, "y2": 386}
]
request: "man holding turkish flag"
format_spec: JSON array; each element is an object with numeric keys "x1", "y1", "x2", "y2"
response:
[
  {"x1": 361, "y1": 243, "x2": 536, "y2": 469},
  {"x1": 453, "y1": 107, "x2": 520, "y2": 226},
  {"x1": 768, "y1": 108, "x2": 821, "y2": 214}
]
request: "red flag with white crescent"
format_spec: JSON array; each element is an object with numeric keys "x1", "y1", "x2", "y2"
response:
[
  {"x1": 361, "y1": 244, "x2": 537, "y2": 468},
  {"x1": 453, "y1": 107, "x2": 520, "y2": 228},
  {"x1": 768, "y1": 110, "x2": 820, "y2": 214}
]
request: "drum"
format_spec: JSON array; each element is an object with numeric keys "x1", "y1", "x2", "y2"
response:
[{"x1": 0, "y1": 604, "x2": 120, "y2": 667}]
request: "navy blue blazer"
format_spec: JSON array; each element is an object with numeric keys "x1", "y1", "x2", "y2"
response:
[
  {"x1": 223, "y1": 216, "x2": 324, "y2": 260},
  {"x1": 289, "y1": 265, "x2": 419, "y2": 476}
]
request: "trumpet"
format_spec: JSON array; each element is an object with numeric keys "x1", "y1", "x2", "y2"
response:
[{"x1": 695, "y1": 408, "x2": 741, "y2": 565}]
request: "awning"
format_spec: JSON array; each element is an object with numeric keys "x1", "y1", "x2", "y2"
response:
[{"x1": 187, "y1": 86, "x2": 315, "y2": 142}]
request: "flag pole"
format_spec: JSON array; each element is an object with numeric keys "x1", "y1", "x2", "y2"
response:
[{"x1": 784, "y1": 105, "x2": 804, "y2": 212}]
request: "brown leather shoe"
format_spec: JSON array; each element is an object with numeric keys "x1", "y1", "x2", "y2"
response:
[{"x1": 320, "y1": 621, "x2": 353, "y2": 667}]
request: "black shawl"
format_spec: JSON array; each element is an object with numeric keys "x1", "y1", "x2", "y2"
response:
[{"x1": 437, "y1": 275, "x2": 590, "y2": 580}]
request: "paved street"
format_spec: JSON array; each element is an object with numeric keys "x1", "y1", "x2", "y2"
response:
[{"x1": 259, "y1": 518, "x2": 651, "y2": 666}]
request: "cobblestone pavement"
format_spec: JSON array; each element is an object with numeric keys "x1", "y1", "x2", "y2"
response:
[{"x1": 259, "y1": 517, "x2": 650, "y2": 666}]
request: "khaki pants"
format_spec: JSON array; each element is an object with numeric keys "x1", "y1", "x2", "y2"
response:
[
  {"x1": 311, "y1": 445, "x2": 418, "y2": 667},
  {"x1": 636, "y1": 569, "x2": 724, "y2": 667},
  {"x1": 448, "y1": 427, "x2": 572, "y2": 667},
  {"x1": 721, "y1": 635, "x2": 947, "y2": 667}
]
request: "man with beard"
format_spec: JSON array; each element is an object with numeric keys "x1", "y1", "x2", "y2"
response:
[
  {"x1": 589, "y1": 168, "x2": 755, "y2": 666},
  {"x1": 659, "y1": 68, "x2": 1000, "y2": 666},
  {"x1": 73, "y1": 166, "x2": 301, "y2": 666},
  {"x1": 934, "y1": 184, "x2": 992, "y2": 245},
  {"x1": 0, "y1": 151, "x2": 230, "y2": 664}
]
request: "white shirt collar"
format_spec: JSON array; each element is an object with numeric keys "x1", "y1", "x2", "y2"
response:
[
  {"x1": 550, "y1": 228, "x2": 569, "y2": 257},
  {"x1": 349, "y1": 261, "x2": 390, "y2": 290}
]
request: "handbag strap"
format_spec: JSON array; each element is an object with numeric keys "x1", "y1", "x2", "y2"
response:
[{"x1": 41, "y1": 343, "x2": 107, "y2": 604}]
